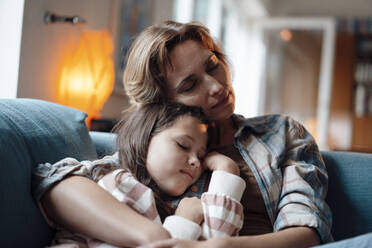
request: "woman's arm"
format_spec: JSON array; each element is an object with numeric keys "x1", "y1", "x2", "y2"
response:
[
  {"x1": 41, "y1": 176, "x2": 171, "y2": 247},
  {"x1": 224, "y1": 226, "x2": 320, "y2": 248},
  {"x1": 140, "y1": 226, "x2": 319, "y2": 248}
]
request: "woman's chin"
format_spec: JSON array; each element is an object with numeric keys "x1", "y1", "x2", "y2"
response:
[{"x1": 208, "y1": 106, "x2": 234, "y2": 122}]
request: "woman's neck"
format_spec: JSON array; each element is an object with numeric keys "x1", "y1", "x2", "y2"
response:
[{"x1": 212, "y1": 117, "x2": 237, "y2": 147}]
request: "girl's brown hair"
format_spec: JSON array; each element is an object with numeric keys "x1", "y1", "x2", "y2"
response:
[
  {"x1": 123, "y1": 20, "x2": 227, "y2": 105},
  {"x1": 113, "y1": 103, "x2": 208, "y2": 219}
]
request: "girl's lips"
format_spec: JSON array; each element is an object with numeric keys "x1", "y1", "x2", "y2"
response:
[
  {"x1": 180, "y1": 170, "x2": 193, "y2": 179},
  {"x1": 212, "y1": 92, "x2": 230, "y2": 109}
]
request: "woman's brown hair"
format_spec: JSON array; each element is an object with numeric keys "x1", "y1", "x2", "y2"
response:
[
  {"x1": 113, "y1": 102, "x2": 208, "y2": 220},
  {"x1": 123, "y1": 20, "x2": 227, "y2": 105}
]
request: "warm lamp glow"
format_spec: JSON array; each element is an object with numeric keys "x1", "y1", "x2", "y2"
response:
[
  {"x1": 280, "y1": 29, "x2": 292, "y2": 42},
  {"x1": 58, "y1": 29, "x2": 114, "y2": 126}
]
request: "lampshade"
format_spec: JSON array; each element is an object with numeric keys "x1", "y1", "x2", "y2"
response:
[{"x1": 57, "y1": 29, "x2": 115, "y2": 126}]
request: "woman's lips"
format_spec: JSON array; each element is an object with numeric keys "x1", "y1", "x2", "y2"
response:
[{"x1": 212, "y1": 92, "x2": 230, "y2": 109}]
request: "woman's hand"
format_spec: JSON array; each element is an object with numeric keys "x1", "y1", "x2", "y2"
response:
[
  {"x1": 203, "y1": 151, "x2": 239, "y2": 176},
  {"x1": 174, "y1": 197, "x2": 203, "y2": 224}
]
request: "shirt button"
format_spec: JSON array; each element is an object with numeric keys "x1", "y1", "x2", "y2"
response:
[{"x1": 191, "y1": 185, "x2": 198, "y2": 192}]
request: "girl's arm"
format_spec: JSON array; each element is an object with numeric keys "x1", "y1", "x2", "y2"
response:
[{"x1": 41, "y1": 176, "x2": 171, "y2": 247}]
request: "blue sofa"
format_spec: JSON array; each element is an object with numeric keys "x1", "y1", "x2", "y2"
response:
[{"x1": 0, "y1": 98, "x2": 371, "y2": 247}]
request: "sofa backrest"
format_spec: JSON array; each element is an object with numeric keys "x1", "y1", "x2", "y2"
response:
[
  {"x1": 0, "y1": 99, "x2": 97, "y2": 248},
  {"x1": 322, "y1": 151, "x2": 372, "y2": 241}
]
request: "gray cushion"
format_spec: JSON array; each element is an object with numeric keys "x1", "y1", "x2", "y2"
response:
[
  {"x1": 0, "y1": 98, "x2": 97, "y2": 248},
  {"x1": 89, "y1": 131, "x2": 117, "y2": 158}
]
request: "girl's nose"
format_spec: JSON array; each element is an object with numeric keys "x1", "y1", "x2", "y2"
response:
[{"x1": 188, "y1": 156, "x2": 201, "y2": 168}]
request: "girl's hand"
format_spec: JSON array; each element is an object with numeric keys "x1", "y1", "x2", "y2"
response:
[
  {"x1": 174, "y1": 197, "x2": 203, "y2": 224},
  {"x1": 137, "y1": 237, "x2": 229, "y2": 248},
  {"x1": 203, "y1": 151, "x2": 240, "y2": 176},
  {"x1": 137, "y1": 239, "x2": 199, "y2": 248}
]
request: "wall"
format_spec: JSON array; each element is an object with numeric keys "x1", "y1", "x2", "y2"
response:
[
  {"x1": 101, "y1": 0, "x2": 174, "y2": 119},
  {"x1": 263, "y1": 30, "x2": 321, "y2": 122},
  {"x1": 0, "y1": 0, "x2": 25, "y2": 98},
  {"x1": 17, "y1": 0, "x2": 174, "y2": 119},
  {"x1": 17, "y1": 0, "x2": 119, "y2": 112},
  {"x1": 268, "y1": 0, "x2": 372, "y2": 17}
]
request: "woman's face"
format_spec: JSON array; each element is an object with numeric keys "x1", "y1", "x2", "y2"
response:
[
  {"x1": 165, "y1": 40, "x2": 235, "y2": 121},
  {"x1": 146, "y1": 115, "x2": 207, "y2": 196}
]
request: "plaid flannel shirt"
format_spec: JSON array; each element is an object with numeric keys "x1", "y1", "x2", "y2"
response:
[{"x1": 231, "y1": 114, "x2": 332, "y2": 243}]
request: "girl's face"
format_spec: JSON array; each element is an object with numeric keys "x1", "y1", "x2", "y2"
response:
[
  {"x1": 165, "y1": 40, "x2": 235, "y2": 122},
  {"x1": 146, "y1": 115, "x2": 208, "y2": 196}
]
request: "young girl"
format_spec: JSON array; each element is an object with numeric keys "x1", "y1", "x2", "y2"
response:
[{"x1": 47, "y1": 103, "x2": 246, "y2": 247}]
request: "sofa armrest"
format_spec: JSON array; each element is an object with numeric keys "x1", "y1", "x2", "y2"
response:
[
  {"x1": 322, "y1": 151, "x2": 372, "y2": 241},
  {"x1": 89, "y1": 131, "x2": 117, "y2": 158}
]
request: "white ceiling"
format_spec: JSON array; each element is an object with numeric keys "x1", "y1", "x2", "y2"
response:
[{"x1": 263, "y1": 0, "x2": 372, "y2": 17}]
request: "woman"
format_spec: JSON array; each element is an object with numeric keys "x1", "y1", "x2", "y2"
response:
[{"x1": 36, "y1": 21, "x2": 332, "y2": 247}]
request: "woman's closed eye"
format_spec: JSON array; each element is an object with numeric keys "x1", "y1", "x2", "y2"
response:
[
  {"x1": 206, "y1": 61, "x2": 219, "y2": 73},
  {"x1": 176, "y1": 77, "x2": 198, "y2": 94},
  {"x1": 182, "y1": 78, "x2": 198, "y2": 92},
  {"x1": 206, "y1": 55, "x2": 220, "y2": 73}
]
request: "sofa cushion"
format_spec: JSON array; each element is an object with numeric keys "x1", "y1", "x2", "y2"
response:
[{"x1": 0, "y1": 98, "x2": 97, "y2": 247}]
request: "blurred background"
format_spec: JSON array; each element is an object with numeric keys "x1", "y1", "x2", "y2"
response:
[{"x1": 1, "y1": 0, "x2": 372, "y2": 152}]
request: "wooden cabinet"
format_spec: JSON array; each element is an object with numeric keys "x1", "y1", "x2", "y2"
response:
[{"x1": 329, "y1": 33, "x2": 372, "y2": 152}]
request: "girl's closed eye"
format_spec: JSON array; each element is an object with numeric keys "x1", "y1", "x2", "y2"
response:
[{"x1": 176, "y1": 141, "x2": 189, "y2": 150}]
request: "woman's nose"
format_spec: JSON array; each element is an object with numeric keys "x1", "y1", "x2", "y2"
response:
[{"x1": 204, "y1": 74, "x2": 224, "y2": 96}]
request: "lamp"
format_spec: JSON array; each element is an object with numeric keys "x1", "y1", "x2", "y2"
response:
[{"x1": 57, "y1": 29, "x2": 114, "y2": 126}]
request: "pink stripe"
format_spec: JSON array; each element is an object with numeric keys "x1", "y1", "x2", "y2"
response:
[
  {"x1": 126, "y1": 181, "x2": 149, "y2": 202},
  {"x1": 202, "y1": 194, "x2": 243, "y2": 216},
  {"x1": 278, "y1": 194, "x2": 291, "y2": 226},
  {"x1": 100, "y1": 169, "x2": 128, "y2": 193},
  {"x1": 143, "y1": 202, "x2": 159, "y2": 220},
  {"x1": 204, "y1": 216, "x2": 240, "y2": 235}
]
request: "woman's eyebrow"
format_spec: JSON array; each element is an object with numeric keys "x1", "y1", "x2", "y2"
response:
[
  {"x1": 175, "y1": 74, "x2": 195, "y2": 93},
  {"x1": 205, "y1": 54, "x2": 214, "y2": 65},
  {"x1": 175, "y1": 54, "x2": 214, "y2": 91},
  {"x1": 180, "y1": 74, "x2": 194, "y2": 85}
]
